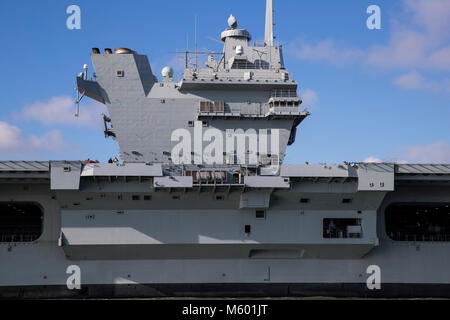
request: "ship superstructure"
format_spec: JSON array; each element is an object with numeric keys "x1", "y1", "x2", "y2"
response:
[
  {"x1": 1, "y1": 0, "x2": 450, "y2": 298},
  {"x1": 76, "y1": 1, "x2": 307, "y2": 166}
]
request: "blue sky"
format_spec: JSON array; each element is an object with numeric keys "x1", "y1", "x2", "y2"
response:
[{"x1": 0, "y1": 0, "x2": 449, "y2": 164}]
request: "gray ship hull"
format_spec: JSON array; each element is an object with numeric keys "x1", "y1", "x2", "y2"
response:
[
  {"x1": 2, "y1": 0, "x2": 449, "y2": 299},
  {"x1": 1, "y1": 162, "x2": 449, "y2": 299}
]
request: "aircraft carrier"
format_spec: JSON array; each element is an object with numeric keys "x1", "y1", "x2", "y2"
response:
[{"x1": 1, "y1": 0, "x2": 450, "y2": 298}]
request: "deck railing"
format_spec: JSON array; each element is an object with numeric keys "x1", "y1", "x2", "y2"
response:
[{"x1": 271, "y1": 90, "x2": 298, "y2": 98}]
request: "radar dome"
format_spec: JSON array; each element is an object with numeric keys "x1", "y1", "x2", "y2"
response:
[
  {"x1": 161, "y1": 66, "x2": 174, "y2": 78},
  {"x1": 228, "y1": 14, "x2": 237, "y2": 29}
]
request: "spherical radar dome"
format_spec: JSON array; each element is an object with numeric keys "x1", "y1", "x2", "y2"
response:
[{"x1": 161, "y1": 66, "x2": 174, "y2": 78}]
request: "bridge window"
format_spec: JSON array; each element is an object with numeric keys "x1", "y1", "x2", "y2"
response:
[
  {"x1": 385, "y1": 203, "x2": 450, "y2": 241},
  {"x1": 323, "y1": 218, "x2": 362, "y2": 239},
  {"x1": 0, "y1": 202, "x2": 43, "y2": 242},
  {"x1": 231, "y1": 60, "x2": 254, "y2": 69},
  {"x1": 199, "y1": 101, "x2": 212, "y2": 113},
  {"x1": 213, "y1": 101, "x2": 225, "y2": 113}
]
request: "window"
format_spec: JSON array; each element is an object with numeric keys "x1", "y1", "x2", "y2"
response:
[
  {"x1": 385, "y1": 203, "x2": 450, "y2": 241},
  {"x1": 213, "y1": 101, "x2": 225, "y2": 113},
  {"x1": 231, "y1": 60, "x2": 254, "y2": 69},
  {"x1": 0, "y1": 202, "x2": 43, "y2": 242},
  {"x1": 199, "y1": 101, "x2": 212, "y2": 113},
  {"x1": 255, "y1": 209, "x2": 266, "y2": 219},
  {"x1": 323, "y1": 218, "x2": 362, "y2": 239}
]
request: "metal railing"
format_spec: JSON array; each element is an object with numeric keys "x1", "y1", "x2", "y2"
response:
[
  {"x1": 271, "y1": 90, "x2": 298, "y2": 98},
  {"x1": 0, "y1": 234, "x2": 40, "y2": 243},
  {"x1": 389, "y1": 233, "x2": 450, "y2": 242}
]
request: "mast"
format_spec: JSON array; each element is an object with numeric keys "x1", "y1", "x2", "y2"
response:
[
  {"x1": 264, "y1": 0, "x2": 274, "y2": 46},
  {"x1": 195, "y1": 15, "x2": 198, "y2": 69}
]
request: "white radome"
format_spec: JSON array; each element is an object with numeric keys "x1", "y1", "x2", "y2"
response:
[
  {"x1": 161, "y1": 66, "x2": 174, "y2": 78},
  {"x1": 228, "y1": 14, "x2": 237, "y2": 29}
]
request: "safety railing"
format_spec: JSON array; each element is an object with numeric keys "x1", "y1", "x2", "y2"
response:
[
  {"x1": 271, "y1": 90, "x2": 298, "y2": 98},
  {"x1": 0, "y1": 234, "x2": 40, "y2": 243}
]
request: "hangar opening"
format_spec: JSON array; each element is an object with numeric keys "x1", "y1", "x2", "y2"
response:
[
  {"x1": 386, "y1": 203, "x2": 450, "y2": 242},
  {"x1": 0, "y1": 202, "x2": 43, "y2": 242}
]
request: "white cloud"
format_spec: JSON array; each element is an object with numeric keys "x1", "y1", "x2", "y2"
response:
[
  {"x1": 17, "y1": 96, "x2": 106, "y2": 128},
  {"x1": 289, "y1": 0, "x2": 450, "y2": 92},
  {"x1": 366, "y1": 28, "x2": 431, "y2": 70},
  {"x1": 427, "y1": 45, "x2": 450, "y2": 71},
  {"x1": 291, "y1": 39, "x2": 365, "y2": 66},
  {"x1": 363, "y1": 141, "x2": 450, "y2": 164},
  {"x1": 300, "y1": 88, "x2": 319, "y2": 109},
  {"x1": 0, "y1": 121, "x2": 72, "y2": 156},
  {"x1": 365, "y1": 0, "x2": 450, "y2": 71},
  {"x1": 393, "y1": 71, "x2": 442, "y2": 91},
  {"x1": 28, "y1": 131, "x2": 67, "y2": 153},
  {"x1": 395, "y1": 141, "x2": 450, "y2": 163},
  {"x1": 363, "y1": 156, "x2": 383, "y2": 163},
  {"x1": 0, "y1": 121, "x2": 22, "y2": 150},
  {"x1": 404, "y1": 0, "x2": 450, "y2": 38}
]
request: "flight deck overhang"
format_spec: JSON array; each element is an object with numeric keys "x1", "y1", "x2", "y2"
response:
[
  {"x1": 395, "y1": 164, "x2": 450, "y2": 181},
  {"x1": 2, "y1": 162, "x2": 450, "y2": 190},
  {"x1": 281, "y1": 163, "x2": 450, "y2": 188},
  {"x1": 0, "y1": 161, "x2": 50, "y2": 180},
  {"x1": 81, "y1": 163, "x2": 162, "y2": 177},
  {"x1": 281, "y1": 163, "x2": 395, "y2": 192},
  {"x1": 281, "y1": 164, "x2": 358, "y2": 178}
]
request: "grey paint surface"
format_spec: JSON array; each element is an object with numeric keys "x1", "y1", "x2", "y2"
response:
[
  {"x1": 76, "y1": 8, "x2": 305, "y2": 165},
  {"x1": 1, "y1": 0, "x2": 450, "y2": 298}
]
